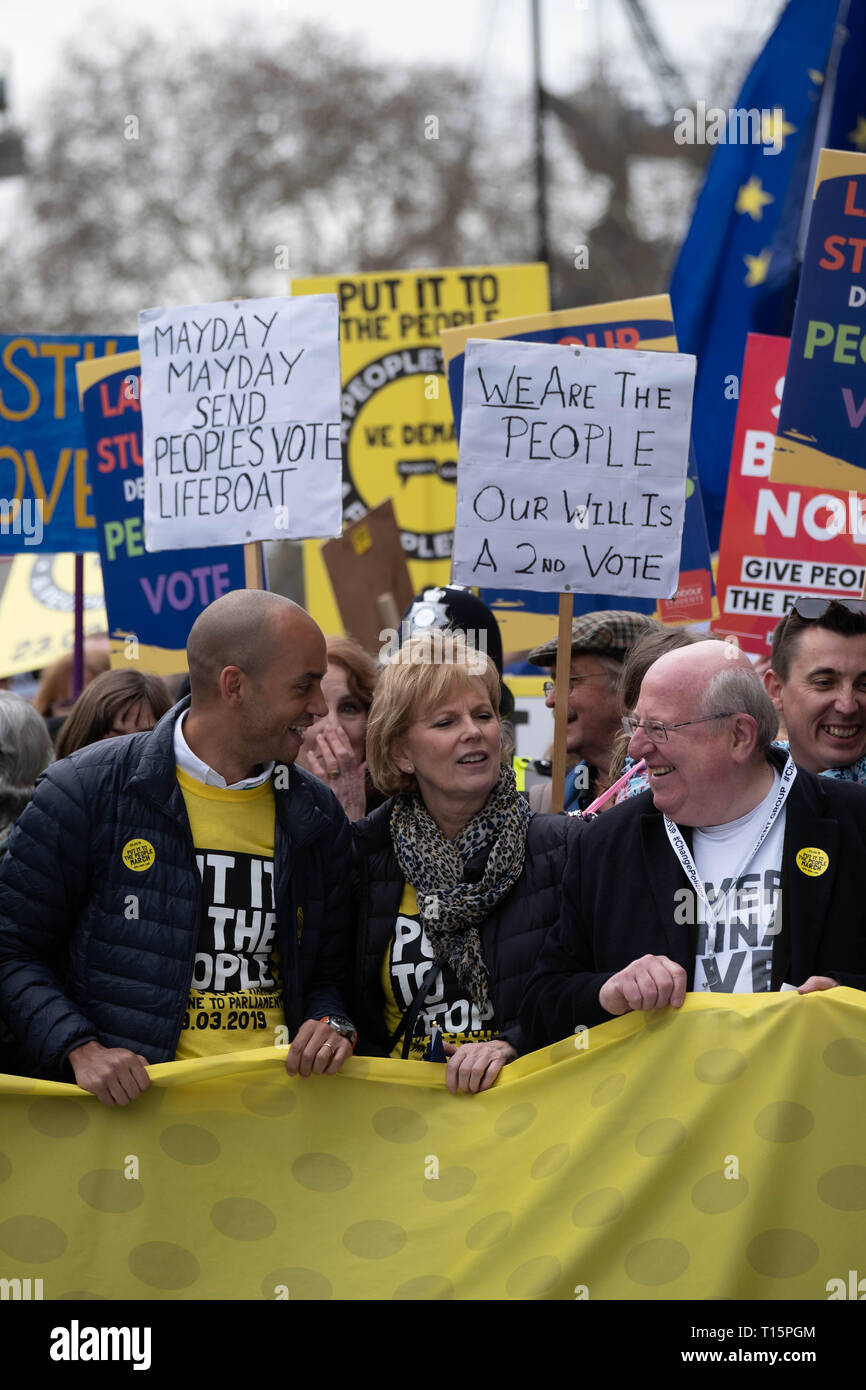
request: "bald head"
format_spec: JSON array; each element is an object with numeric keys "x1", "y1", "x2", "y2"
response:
[
  {"x1": 645, "y1": 639, "x2": 754, "y2": 692},
  {"x1": 641, "y1": 640, "x2": 778, "y2": 752},
  {"x1": 187, "y1": 591, "x2": 321, "y2": 703}
]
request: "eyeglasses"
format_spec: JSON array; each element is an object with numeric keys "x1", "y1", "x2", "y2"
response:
[
  {"x1": 543, "y1": 675, "x2": 611, "y2": 697},
  {"x1": 790, "y1": 596, "x2": 866, "y2": 620},
  {"x1": 621, "y1": 712, "x2": 737, "y2": 742}
]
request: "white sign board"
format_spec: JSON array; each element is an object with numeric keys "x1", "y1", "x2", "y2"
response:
[
  {"x1": 139, "y1": 294, "x2": 342, "y2": 551},
  {"x1": 452, "y1": 339, "x2": 696, "y2": 598}
]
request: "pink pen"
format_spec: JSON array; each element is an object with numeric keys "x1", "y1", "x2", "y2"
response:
[{"x1": 575, "y1": 759, "x2": 647, "y2": 819}]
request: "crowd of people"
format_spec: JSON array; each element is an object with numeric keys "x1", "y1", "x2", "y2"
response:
[{"x1": 0, "y1": 586, "x2": 864, "y2": 1105}]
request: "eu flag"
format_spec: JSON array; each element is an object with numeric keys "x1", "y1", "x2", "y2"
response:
[{"x1": 670, "y1": 0, "x2": 843, "y2": 545}]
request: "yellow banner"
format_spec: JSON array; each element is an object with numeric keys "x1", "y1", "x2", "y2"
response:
[
  {"x1": 1, "y1": 991, "x2": 863, "y2": 1300},
  {"x1": 292, "y1": 264, "x2": 549, "y2": 634},
  {"x1": 0, "y1": 553, "x2": 106, "y2": 678}
]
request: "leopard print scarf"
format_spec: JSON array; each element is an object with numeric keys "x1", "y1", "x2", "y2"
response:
[{"x1": 389, "y1": 765, "x2": 532, "y2": 1010}]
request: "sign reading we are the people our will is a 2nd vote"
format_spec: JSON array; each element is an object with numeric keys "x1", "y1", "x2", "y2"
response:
[
  {"x1": 451, "y1": 339, "x2": 696, "y2": 599},
  {"x1": 138, "y1": 294, "x2": 343, "y2": 552}
]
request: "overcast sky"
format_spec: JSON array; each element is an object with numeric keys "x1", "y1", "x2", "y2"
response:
[{"x1": 1, "y1": 0, "x2": 787, "y2": 122}]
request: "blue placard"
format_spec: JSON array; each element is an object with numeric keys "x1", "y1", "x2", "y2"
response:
[
  {"x1": 0, "y1": 333, "x2": 137, "y2": 552},
  {"x1": 82, "y1": 364, "x2": 249, "y2": 671},
  {"x1": 772, "y1": 152, "x2": 866, "y2": 487}
]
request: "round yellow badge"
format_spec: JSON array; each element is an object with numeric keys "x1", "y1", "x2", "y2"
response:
[
  {"x1": 796, "y1": 847, "x2": 829, "y2": 877},
  {"x1": 122, "y1": 838, "x2": 156, "y2": 872}
]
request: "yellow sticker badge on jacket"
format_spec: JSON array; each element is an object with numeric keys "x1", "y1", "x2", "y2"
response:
[
  {"x1": 122, "y1": 839, "x2": 156, "y2": 872},
  {"x1": 796, "y1": 847, "x2": 829, "y2": 877},
  {"x1": 296, "y1": 907, "x2": 304, "y2": 941}
]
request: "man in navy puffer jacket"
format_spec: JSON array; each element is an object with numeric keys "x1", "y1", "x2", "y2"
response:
[{"x1": 0, "y1": 591, "x2": 356, "y2": 1104}]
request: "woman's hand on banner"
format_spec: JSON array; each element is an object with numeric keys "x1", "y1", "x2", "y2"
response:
[{"x1": 442, "y1": 1039, "x2": 517, "y2": 1094}]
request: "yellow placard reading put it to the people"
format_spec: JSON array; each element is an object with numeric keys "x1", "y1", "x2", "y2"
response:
[{"x1": 292, "y1": 265, "x2": 549, "y2": 634}]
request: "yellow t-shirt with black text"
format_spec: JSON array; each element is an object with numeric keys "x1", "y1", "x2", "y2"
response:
[
  {"x1": 381, "y1": 883, "x2": 497, "y2": 1059},
  {"x1": 175, "y1": 769, "x2": 286, "y2": 1059}
]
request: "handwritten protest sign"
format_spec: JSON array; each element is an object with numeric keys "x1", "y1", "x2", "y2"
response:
[
  {"x1": 78, "y1": 352, "x2": 249, "y2": 674},
  {"x1": 452, "y1": 339, "x2": 696, "y2": 598},
  {"x1": 713, "y1": 332, "x2": 866, "y2": 653},
  {"x1": 771, "y1": 149, "x2": 866, "y2": 491},
  {"x1": 0, "y1": 332, "x2": 136, "y2": 553},
  {"x1": 138, "y1": 295, "x2": 342, "y2": 551},
  {"x1": 441, "y1": 295, "x2": 714, "y2": 662}
]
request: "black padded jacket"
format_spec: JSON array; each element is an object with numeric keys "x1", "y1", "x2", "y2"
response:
[{"x1": 0, "y1": 700, "x2": 354, "y2": 1079}]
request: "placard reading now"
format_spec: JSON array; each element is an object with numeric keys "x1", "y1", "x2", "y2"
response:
[
  {"x1": 139, "y1": 295, "x2": 342, "y2": 551},
  {"x1": 452, "y1": 340, "x2": 696, "y2": 597}
]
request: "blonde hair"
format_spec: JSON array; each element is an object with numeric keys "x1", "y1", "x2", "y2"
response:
[{"x1": 366, "y1": 633, "x2": 501, "y2": 795}]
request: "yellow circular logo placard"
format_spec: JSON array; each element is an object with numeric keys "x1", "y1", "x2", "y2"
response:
[
  {"x1": 122, "y1": 838, "x2": 156, "y2": 872},
  {"x1": 796, "y1": 847, "x2": 828, "y2": 877}
]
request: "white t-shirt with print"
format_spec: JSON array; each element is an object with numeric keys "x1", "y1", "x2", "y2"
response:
[{"x1": 691, "y1": 770, "x2": 785, "y2": 994}]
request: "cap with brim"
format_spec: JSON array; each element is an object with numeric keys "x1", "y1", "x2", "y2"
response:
[{"x1": 527, "y1": 611, "x2": 657, "y2": 668}]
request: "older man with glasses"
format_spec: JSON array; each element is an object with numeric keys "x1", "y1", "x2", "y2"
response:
[
  {"x1": 764, "y1": 597, "x2": 866, "y2": 786},
  {"x1": 520, "y1": 640, "x2": 866, "y2": 1044}
]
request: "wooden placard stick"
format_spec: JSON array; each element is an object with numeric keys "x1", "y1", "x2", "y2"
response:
[
  {"x1": 550, "y1": 590, "x2": 574, "y2": 813},
  {"x1": 244, "y1": 542, "x2": 264, "y2": 590}
]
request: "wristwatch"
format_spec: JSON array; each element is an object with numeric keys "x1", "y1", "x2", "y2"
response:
[{"x1": 321, "y1": 1015, "x2": 358, "y2": 1050}]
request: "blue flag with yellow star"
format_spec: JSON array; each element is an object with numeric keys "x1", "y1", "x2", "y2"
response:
[{"x1": 670, "y1": 0, "x2": 847, "y2": 545}]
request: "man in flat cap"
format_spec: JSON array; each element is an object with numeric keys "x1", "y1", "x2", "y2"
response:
[{"x1": 527, "y1": 610, "x2": 658, "y2": 812}]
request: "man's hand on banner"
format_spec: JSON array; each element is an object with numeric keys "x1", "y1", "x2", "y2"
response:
[
  {"x1": 68, "y1": 1041, "x2": 151, "y2": 1107},
  {"x1": 599, "y1": 954, "x2": 688, "y2": 1016},
  {"x1": 285, "y1": 1018, "x2": 353, "y2": 1078},
  {"x1": 797, "y1": 975, "x2": 839, "y2": 993}
]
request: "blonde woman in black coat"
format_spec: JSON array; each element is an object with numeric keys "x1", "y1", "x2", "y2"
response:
[{"x1": 352, "y1": 632, "x2": 581, "y2": 1093}]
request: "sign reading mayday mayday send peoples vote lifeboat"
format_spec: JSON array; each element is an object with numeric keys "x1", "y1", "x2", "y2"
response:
[
  {"x1": 452, "y1": 339, "x2": 695, "y2": 598},
  {"x1": 78, "y1": 351, "x2": 249, "y2": 675},
  {"x1": 139, "y1": 295, "x2": 342, "y2": 551}
]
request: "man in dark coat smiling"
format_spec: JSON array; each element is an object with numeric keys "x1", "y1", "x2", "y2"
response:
[
  {"x1": 0, "y1": 591, "x2": 356, "y2": 1103},
  {"x1": 521, "y1": 642, "x2": 866, "y2": 1048}
]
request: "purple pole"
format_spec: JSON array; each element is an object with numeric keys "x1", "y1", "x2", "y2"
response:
[{"x1": 72, "y1": 554, "x2": 84, "y2": 698}]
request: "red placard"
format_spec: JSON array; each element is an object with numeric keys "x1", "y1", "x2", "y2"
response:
[
  {"x1": 712, "y1": 332, "x2": 866, "y2": 655},
  {"x1": 658, "y1": 569, "x2": 712, "y2": 624}
]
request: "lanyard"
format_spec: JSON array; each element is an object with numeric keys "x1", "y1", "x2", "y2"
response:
[{"x1": 663, "y1": 757, "x2": 797, "y2": 931}]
